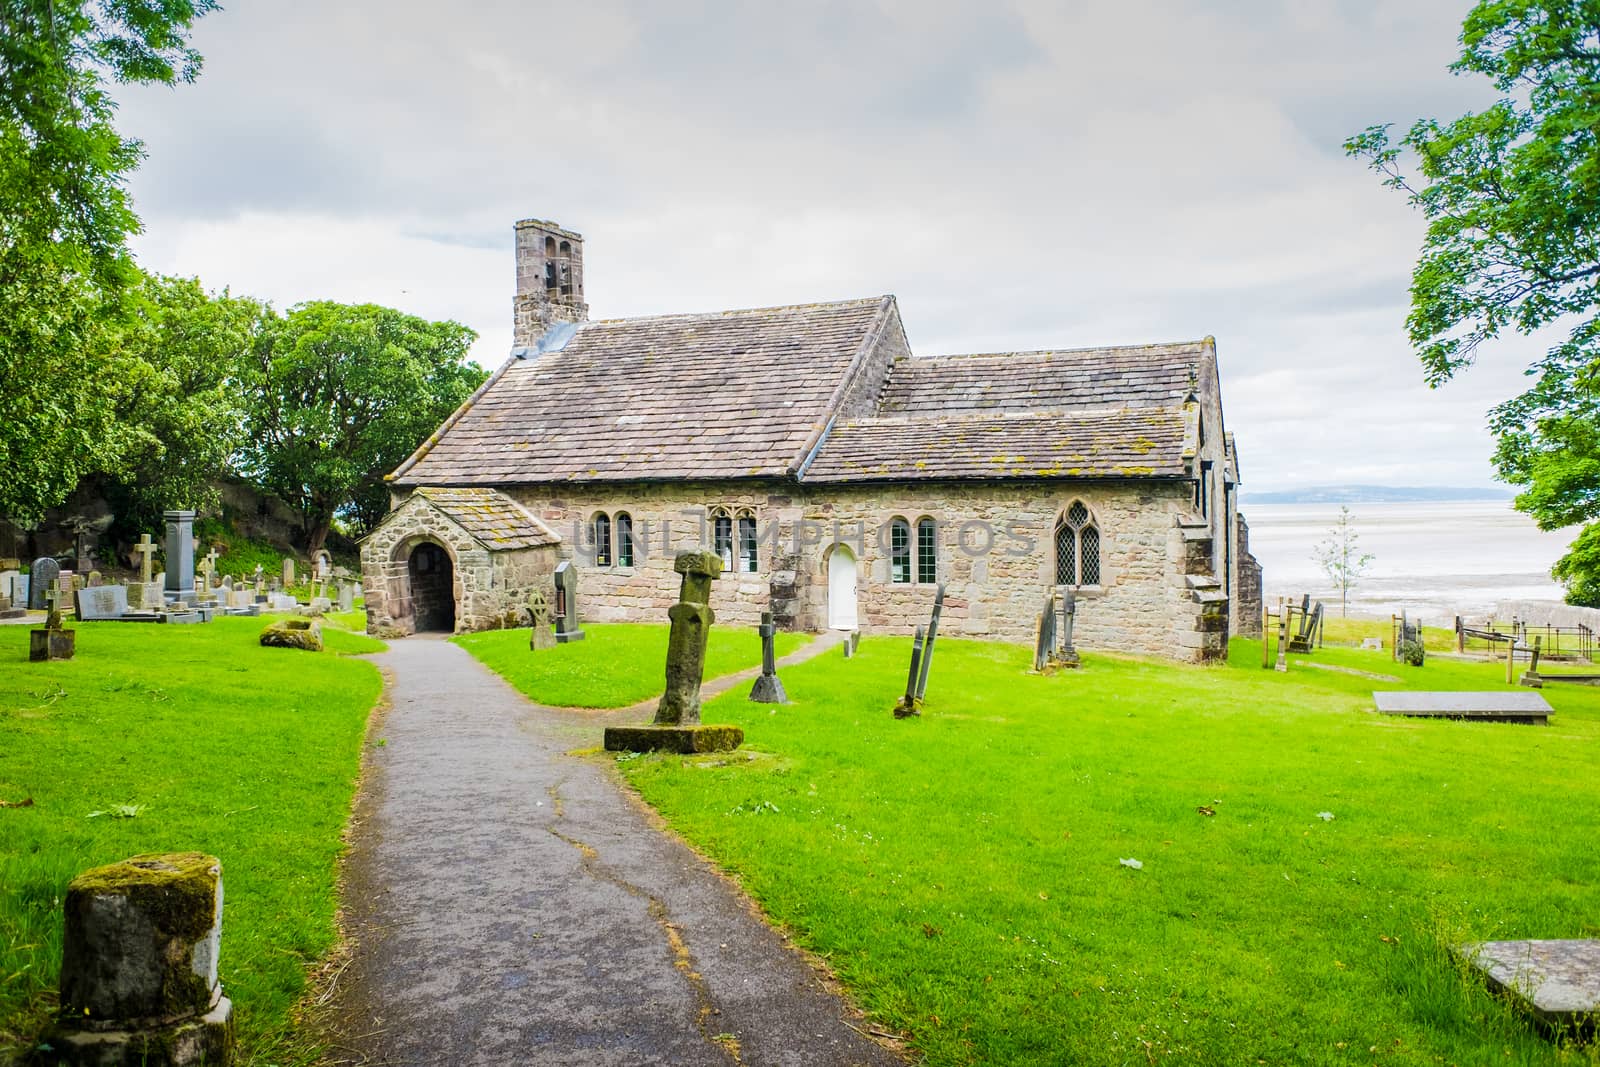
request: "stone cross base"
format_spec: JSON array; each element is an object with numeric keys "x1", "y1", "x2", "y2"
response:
[
  {"x1": 748, "y1": 673, "x2": 787, "y2": 704},
  {"x1": 603, "y1": 724, "x2": 744, "y2": 754},
  {"x1": 48, "y1": 997, "x2": 234, "y2": 1066},
  {"x1": 30, "y1": 628, "x2": 75, "y2": 662},
  {"x1": 1049, "y1": 649, "x2": 1081, "y2": 670},
  {"x1": 892, "y1": 696, "x2": 921, "y2": 719},
  {"x1": 554, "y1": 627, "x2": 586, "y2": 643}
]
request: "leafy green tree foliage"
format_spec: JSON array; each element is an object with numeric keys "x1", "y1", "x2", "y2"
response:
[
  {"x1": 0, "y1": 0, "x2": 217, "y2": 524},
  {"x1": 1313, "y1": 506, "x2": 1375, "y2": 617},
  {"x1": 99, "y1": 274, "x2": 268, "y2": 537},
  {"x1": 1347, "y1": 1, "x2": 1600, "y2": 603},
  {"x1": 238, "y1": 302, "x2": 485, "y2": 556}
]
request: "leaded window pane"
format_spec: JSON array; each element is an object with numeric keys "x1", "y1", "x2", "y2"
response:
[
  {"x1": 594, "y1": 513, "x2": 612, "y2": 567},
  {"x1": 890, "y1": 519, "x2": 911, "y2": 584},
  {"x1": 714, "y1": 515, "x2": 733, "y2": 571},
  {"x1": 917, "y1": 519, "x2": 937, "y2": 584},
  {"x1": 616, "y1": 513, "x2": 634, "y2": 567},
  {"x1": 739, "y1": 516, "x2": 758, "y2": 572},
  {"x1": 1067, "y1": 500, "x2": 1089, "y2": 527},
  {"x1": 1054, "y1": 521, "x2": 1074, "y2": 585},
  {"x1": 1081, "y1": 525, "x2": 1101, "y2": 585}
]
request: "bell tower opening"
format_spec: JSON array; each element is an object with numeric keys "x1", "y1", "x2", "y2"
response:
[{"x1": 514, "y1": 218, "x2": 588, "y2": 345}]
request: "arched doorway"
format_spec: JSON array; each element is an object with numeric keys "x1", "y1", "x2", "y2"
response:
[
  {"x1": 408, "y1": 542, "x2": 455, "y2": 632},
  {"x1": 827, "y1": 544, "x2": 858, "y2": 630}
]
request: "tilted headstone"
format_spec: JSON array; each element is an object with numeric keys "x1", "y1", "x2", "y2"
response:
[
  {"x1": 604, "y1": 551, "x2": 742, "y2": 753},
  {"x1": 526, "y1": 589, "x2": 556, "y2": 651},
  {"x1": 553, "y1": 561, "x2": 585, "y2": 642},
  {"x1": 164, "y1": 510, "x2": 197, "y2": 604},
  {"x1": 1033, "y1": 593, "x2": 1058, "y2": 672},
  {"x1": 75, "y1": 584, "x2": 131, "y2": 621},
  {"x1": 28, "y1": 556, "x2": 60, "y2": 610},
  {"x1": 748, "y1": 611, "x2": 788, "y2": 703},
  {"x1": 914, "y1": 584, "x2": 946, "y2": 700},
  {"x1": 894, "y1": 625, "x2": 926, "y2": 718},
  {"x1": 48, "y1": 852, "x2": 234, "y2": 1065}
]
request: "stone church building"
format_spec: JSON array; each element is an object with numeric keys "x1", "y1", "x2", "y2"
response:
[{"x1": 360, "y1": 218, "x2": 1263, "y2": 661}]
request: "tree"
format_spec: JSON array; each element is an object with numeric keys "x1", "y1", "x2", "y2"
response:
[
  {"x1": 0, "y1": 0, "x2": 218, "y2": 524},
  {"x1": 98, "y1": 273, "x2": 268, "y2": 536},
  {"x1": 1345, "y1": 1, "x2": 1600, "y2": 603},
  {"x1": 237, "y1": 302, "x2": 485, "y2": 556},
  {"x1": 1313, "y1": 506, "x2": 1374, "y2": 617}
]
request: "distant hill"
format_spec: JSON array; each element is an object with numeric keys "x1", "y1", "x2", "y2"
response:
[{"x1": 1242, "y1": 485, "x2": 1516, "y2": 505}]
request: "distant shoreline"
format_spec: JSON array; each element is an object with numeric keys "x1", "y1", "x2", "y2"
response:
[{"x1": 1242, "y1": 485, "x2": 1514, "y2": 505}]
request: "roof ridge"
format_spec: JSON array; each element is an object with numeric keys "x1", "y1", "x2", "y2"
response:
[
  {"x1": 842, "y1": 406, "x2": 1188, "y2": 426},
  {"x1": 908, "y1": 341, "x2": 1209, "y2": 362},
  {"x1": 582, "y1": 295, "x2": 891, "y2": 326}
]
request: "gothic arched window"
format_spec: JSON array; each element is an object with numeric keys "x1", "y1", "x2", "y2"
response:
[
  {"x1": 1054, "y1": 501, "x2": 1101, "y2": 586},
  {"x1": 737, "y1": 511, "x2": 758, "y2": 573},
  {"x1": 592, "y1": 512, "x2": 612, "y2": 567},
  {"x1": 712, "y1": 509, "x2": 734, "y2": 572}
]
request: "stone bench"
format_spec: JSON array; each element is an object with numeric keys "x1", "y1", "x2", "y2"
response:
[{"x1": 1372, "y1": 691, "x2": 1551, "y2": 725}]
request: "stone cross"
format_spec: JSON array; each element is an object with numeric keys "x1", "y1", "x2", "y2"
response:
[
  {"x1": 199, "y1": 549, "x2": 219, "y2": 595},
  {"x1": 914, "y1": 583, "x2": 946, "y2": 700},
  {"x1": 1055, "y1": 588, "x2": 1081, "y2": 668},
  {"x1": 894, "y1": 625, "x2": 926, "y2": 718},
  {"x1": 135, "y1": 534, "x2": 157, "y2": 584},
  {"x1": 653, "y1": 551, "x2": 724, "y2": 726},
  {"x1": 748, "y1": 610, "x2": 788, "y2": 704},
  {"x1": 30, "y1": 578, "x2": 76, "y2": 662},
  {"x1": 44, "y1": 579, "x2": 67, "y2": 630},
  {"x1": 526, "y1": 588, "x2": 556, "y2": 651}
]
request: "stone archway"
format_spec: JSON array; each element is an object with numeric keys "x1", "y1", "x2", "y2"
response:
[{"x1": 408, "y1": 541, "x2": 456, "y2": 632}]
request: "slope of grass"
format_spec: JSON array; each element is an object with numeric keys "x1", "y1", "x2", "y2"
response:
[
  {"x1": 455, "y1": 622, "x2": 810, "y2": 708},
  {"x1": 0, "y1": 617, "x2": 384, "y2": 1064},
  {"x1": 620, "y1": 636, "x2": 1600, "y2": 1066}
]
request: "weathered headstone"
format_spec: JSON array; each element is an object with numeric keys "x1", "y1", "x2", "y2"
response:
[
  {"x1": 164, "y1": 510, "x2": 197, "y2": 605},
  {"x1": 893, "y1": 625, "x2": 926, "y2": 718},
  {"x1": 748, "y1": 611, "x2": 788, "y2": 703},
  {"x1": 87, "y1": 570, "x2": 103, "y2": 587},
  {"x1": 128, "y1": 533, "x2": 163, "y2": 609},
  {"x1": 337, "y1": 581, "x2": 354, "y2": 613},
  {"x1": 553, "y1": 561, "x2": 585, "y2": 642},
  {"x1": 0, "y1": 569, "x2": 22, "y2": 619},
  {"x1": 47, "y1": 852, "x2": 234, "y2": 1066},
  {"x1": 282, "y1": 557, "x2": 295, "y2": 588},
  {"x1": 604, "y1": 551, "x2": 742, "y2": 753},
  {"x1": 526, "y1": 589, "x2": 556, "y2": 651},
  {"x1": 30, "y1": 579, "x2": 75, "y2": 661},
  {"x1": 75, "y1": 584, "x2": 131, "y2": 621},
  {"x1": 1054, "y1": 588, "x2": 1081, "y2": 669},
  {"x1": 29, "y1": 556, "x2": 60, "y2": 610},
  {"x1": 1033, "y1": 593, "x2": 1057, "y2": 672},
  {"x1": 914, "y1": 584, "x2": 947, "y2": 699}
]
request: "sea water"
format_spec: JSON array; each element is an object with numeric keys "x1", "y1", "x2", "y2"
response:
[{"x1": 1246, "y1": 500, "x2": 1578, "y2": 623}]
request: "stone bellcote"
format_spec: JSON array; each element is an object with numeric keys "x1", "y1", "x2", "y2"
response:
[{"x1": 513, "y1": 218, "x2": 588, "y2": 345}]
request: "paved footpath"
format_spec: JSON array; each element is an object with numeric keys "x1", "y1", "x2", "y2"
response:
[{"x1": 332, "y1": 633, "x2": 899, "y2": 1067}]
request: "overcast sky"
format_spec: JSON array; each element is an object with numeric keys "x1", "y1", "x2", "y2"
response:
[{"x1": 114, "y1": 0, "x2": 1540, "y2": 493}]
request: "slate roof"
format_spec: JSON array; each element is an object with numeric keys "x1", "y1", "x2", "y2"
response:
[
  {"x1": 804, "y1": 409, "x2": 1189, "y2": 483},
  {"x1": 414, "y1": 487, "x2": 560, "y2": 549},
  {"x1": 392, "y1": 298, "x2": 892, "y2": 486},
  {"x1": 876, "y1": 343, "x2": 1203, "y2": 416}
]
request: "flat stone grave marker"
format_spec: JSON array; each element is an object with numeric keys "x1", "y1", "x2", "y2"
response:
[
  {"x1": 1459, "y1": 940, "x2": 1600, "y2": 1030},
  {"x1": 75, "y1": 584, "x2": 133, "y2": 621},
  {"x1": 1373, "y1": 691, "x2": 1552, "y2": 725}
]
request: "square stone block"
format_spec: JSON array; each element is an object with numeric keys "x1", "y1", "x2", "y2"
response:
[{"x1": 603, "y1": 724, "x2": 744, "y2": 754}]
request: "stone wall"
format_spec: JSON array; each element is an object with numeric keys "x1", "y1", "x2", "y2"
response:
[
  {"x1": 506, "y1": 477, "x2": 1232, "y2": 662},
  {"x1": 1231, "y1": 511, "x2": 1264, "y2": 637}
]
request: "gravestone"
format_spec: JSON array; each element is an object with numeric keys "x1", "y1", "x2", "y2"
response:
[
  {"x1": 1289, "y1": 600, "x2": 1324, "y2": 654},
  {"x1": 1458, "y1": 940, "x2": 1600, "y2": 1031},
  {"x1": 13, "y1": 574, "x2": 28, "y2": 611},
  {"x1": 605, "y1": 551, "x2": 742, "y2": 753},
  {"x1": 75, "y1": 584, "x2": 131, "y2": 621},
  {"x1": 748, "y1": 611, "x2": 788, "y2": 703},
  {"x1": 1373, "y1": 690, "x2": 1551, "y2": 725},
  {"x1": 1361, "y1": 637, "x2": 1383, "y2": 650},
  {"x1": 0, "y1": 569, "x2": 22, "y2": 619},
  {"x1": 914, "y1": 584, "x2": 947, "y2": 699},
  {"x1": 129, "y1": 533, "x2": 163, "y2": 609},
  {"x1": 30, "y1": 579, "x2": 75, "y2": 661},
  {"x1": 163, "y1": 510, "x2": 196, "y2": 605},
  {"x1": 269, "y1": 594, "x2": 297, "y2": 611},
  {"x1": 526, "y1": 589, "x2": 556, "y2": 651},
  {"x1": 893, "y1": 625, "x2": 926, "y2": 718},
  {"x1": 87, "y1": 570, "x2": 103, "y2": 587},
  {"x1": 282, "y1": 557, "x2": 295, "y2": 588},
  {"x1": 1054, "y1": 588, "x2": 1081, "y2": 669},
  {"x1": 29, "y1": 557, "x2": 60, "y2": 610},
  {"x1": 843, "y1": 629, "x2": 861, "y2": 659},
  {"x1": 553, "y1": 561, "x2": 585, "y2": 642},
  {"x1": 1033, "y1": 593, "x2": 1058, "y2": 672},
  {"x1": 337, "y1": 582, "x2": 354, "y2": 613},
  {"x1": 48, "y1": 852, "x2": 234, "y2": 1066}
]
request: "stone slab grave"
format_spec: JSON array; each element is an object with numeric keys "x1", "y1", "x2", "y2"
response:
[
  {"x1": 1459, "y1": 940, "x2": 1600, "y2": 1033},
  {"x1": 605, "y1": 551, "x2": 742, "y2": 753},
  {"x1": 74, "y1": 584, "x2": 159, "y2": 623},
  {"x1": 1372, "y1": 690, "x2": 1552, "y2": 725}
]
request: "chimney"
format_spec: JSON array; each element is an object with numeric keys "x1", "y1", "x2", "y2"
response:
[{"x1": 513, "y1": 219, "x2": 588, "y2": 345}]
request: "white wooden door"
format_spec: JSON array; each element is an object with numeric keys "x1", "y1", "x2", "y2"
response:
[{"x1": 828, "y1": 546, "x2": 858, "y2": 630}]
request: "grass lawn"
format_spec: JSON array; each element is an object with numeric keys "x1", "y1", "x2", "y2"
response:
[
  {"x1": 1319, "y1": 613, "x2": 1459, "y2": 652},
  {"x1": 618, "y1": 636, "x2": 1600, "y2": 1066},
  {"x1": 0, "y1": 616, "x2": 385, "y2": 1064},
  {"x1": 455, "y1": 622, "x2": 811, "y2": 708}
]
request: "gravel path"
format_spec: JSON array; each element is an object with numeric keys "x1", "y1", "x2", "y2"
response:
[{"x1": 332, "y1": 632, "x2": 898, "y2": 1066}]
